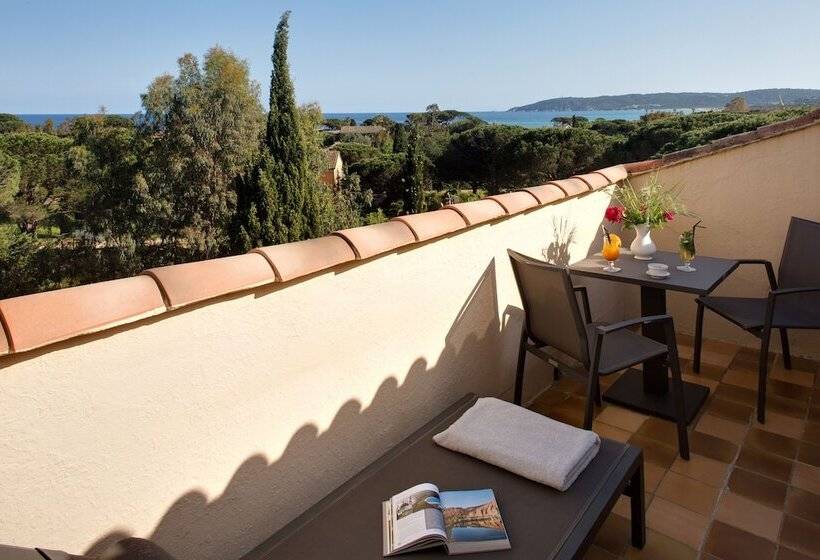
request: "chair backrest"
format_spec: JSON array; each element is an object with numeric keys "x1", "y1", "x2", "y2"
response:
[
  {"x1": 507, "y1": 249, "x2": 589, "y2": 365},
  {"x1": 778, "y1": 217, "x2": 820, "y2": 288}
]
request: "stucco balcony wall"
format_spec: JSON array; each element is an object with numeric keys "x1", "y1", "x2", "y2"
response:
[{"x1": 0, "y1": 189, "x2": 620, "y2": 560}]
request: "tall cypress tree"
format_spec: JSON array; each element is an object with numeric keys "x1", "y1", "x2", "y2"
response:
[
  {"x1": 403, "y1": 124, "x2": 426, "y2": 214},
  {"x1": 234, "y1": 11, "x2": 315, "y2": 248}
]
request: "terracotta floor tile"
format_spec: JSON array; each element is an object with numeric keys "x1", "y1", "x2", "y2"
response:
[
  {"x1": 745, "y1": 428, "x2": 801, "y2": 460},
  {"x1": 644, "y1": 462, "x2": 667, "y2": 494},
  {"x1": 804, "y1": 422, "x2": 820, "y2": 445},
  {"x1": 731, "y1": 348, "x2": 775, "y2": 373},
  {"x1": 714, "y1": 491, "x2": 783, "y2": 542},
  {"x1": 613, "y1": 493, "x2": 653, "y2": 520},
  {"x1": 623, "y1": 528, "x2": 697, "y2": 560},
  {"x1": 768, "y1": 379, "x2": 812, "y2": 402},
  {"x1": 736, "y1": 447, "x2": 794, "y2": 483},
  {"x1": 714, "y1": 383, "x2": 758, "y2": 407},
  {"x1": 682, "y1": 360, "x2": 727, "y2": 381},
  {"x1": 682, "y1": 372, "x2": 719, "y2": 391},
  {"x1": 638, "y1": 417, "x2": 681, "y2": 448},
  {"x1": 810, "y1": 404, "x2": 820, "y2": 423},
  {"x1": 768, "y1": 395, "x2": 809, "y2": 420},
  {"x1": 703, "y1": 520, "x2": 777, "y2": 560},
  {"x1": 629, "y1": 433, "x2": 679, "y2": 469},
  {"x1": 696, "y1": 414, "x2": 749, "y2": 445},
  {"x1": 770, "y1": 367, "x2": 815, "y2": 388},
  {"x1": 671, "y1": 453, "x2": 730, "y2": 488},
  {"x1": 707, "y1": 398, "x2": 753, "y2": 423},
  {"x1": 597, "y1": 406, "x2": 649, "y2": 432},
  {"x1": 593, "y1": 420, "x2": 633, "y2": 443},
  {"x1": 797, "y1": 441, "x2": 820, "y2": 468},
  {"x1": 582, "y1": 544, "x2": 619, "y2": 560},
  {"x1": 727, "y1": 467, "x2": 788, "y2": 509},
  {"x1": 593, "y1": 513, "x2": 632, "y2": 557},
  {"x1": 656, "y1": 471, "x2": 719, "y2": 516},
  {"x1": 551, "y1": 375, "x2": 588, "y2": 396},
  {"x1": 779, "y1": 515, "x2": 820, "y2": 559},
  {"x1": 677, "y1": 333, "x2": 695, "y2": 346},
  {"x1": 646, "y1": 496, "x2": 709, "y2": 550},
  {"x1": 758, "y1": 413, "x2": 807, "y2": 440},
  {"x1": 785, "y1": 487, "x2": 820, "y2": 525},
  {"x1": 791, "y1": 462, "x2": 820, "y2": 495},
  {"x1": 776, "y1": 547, "x2": 816, "y2": 560},
  {"x1": 689, "y1": 431, "x2": 739, "y2": 463},
  {"x1": 722, "y1": 369, "x2": 760, "y2": 390}
]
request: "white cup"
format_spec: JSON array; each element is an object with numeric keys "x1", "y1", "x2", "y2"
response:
[{"x1": 647, "y1": 263, "x2": 669, "y2": 271}]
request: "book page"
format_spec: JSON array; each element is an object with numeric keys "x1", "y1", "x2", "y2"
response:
[
  {"x1": 440, "y1": 489, "x2": 509, "y2": 546},
  {"x1": 390, "y1": 483, "x2": 446, "y2": 549}
]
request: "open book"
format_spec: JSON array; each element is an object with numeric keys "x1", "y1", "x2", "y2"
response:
[{"x1": 382, "y1": 483, "x2": 511, "y2": 556}]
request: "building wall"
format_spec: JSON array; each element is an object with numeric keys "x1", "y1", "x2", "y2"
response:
[
  {"x1": 0, "y1": 191, "x2": 621, "y2": 559},
  {"x1": 629, "y1": 122, "x2": 820, "y2": 358}
]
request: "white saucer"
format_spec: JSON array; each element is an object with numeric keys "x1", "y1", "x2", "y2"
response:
[{"x1": 646, "y1": 270, "x2": 671, "y2": 278}]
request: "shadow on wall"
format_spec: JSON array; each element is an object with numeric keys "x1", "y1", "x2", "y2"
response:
[
  {"x1": 542, "y1": 216, "x2": 577, "y2": 266},
  {"x1": 84, "y1": 260, "x2": 513, "y2": 560}
]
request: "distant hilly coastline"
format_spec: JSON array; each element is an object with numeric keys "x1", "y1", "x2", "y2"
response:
[{"x1": 509, "y1": 88, "x2": 820, "y2": 112}]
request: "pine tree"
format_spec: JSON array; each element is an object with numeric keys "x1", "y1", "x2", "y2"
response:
[{"x1": 403, "y1": 125, "x2": 426, "y2": 214}]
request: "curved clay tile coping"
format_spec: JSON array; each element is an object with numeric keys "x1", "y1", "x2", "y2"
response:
[
  {"x1": 521, "y1": 184, "x2": 566, "y2": 205},
  {"x1": 0, "y1": 322, "x2": 8, "y2": 355},
  {"x1": 594, "y1": 164, "x2": 628, "y2": 184},
  {"x1": 332, "y1": 221, "x2": 416, "y2": 260},
  {"x1": 144, "y1": 253, "x2": 276, "y2": 309},
  {"x1": 486, "y1": 191, "x2": 539, "y2": 215},
  {"x1": 252, "y1": 236, "x2": 356, "y2": 282},
  {"x1": 546, "y1": 178, "x2": 589, "y2": 197},
  {"x1": 0, "y1": 276, "x2": 166, "y2": 353},
  {"x1": 445, "y1": 199, "x2": 507, "y2": 226},
  {"x1": 391, "y1": 209, "x2": 468, "y2": 241},
  {"x1": 571, "y1": 173, "x2": 611, "y2": 190}
]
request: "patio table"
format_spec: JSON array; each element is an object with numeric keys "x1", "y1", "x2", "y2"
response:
[{"x1": 569, "y1": 250, "x2": 738, "y2": 424}]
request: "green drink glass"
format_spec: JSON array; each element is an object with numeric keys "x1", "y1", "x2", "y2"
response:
[{"x1": 677, "y1": 231, "x2": 697, "y2": 272}]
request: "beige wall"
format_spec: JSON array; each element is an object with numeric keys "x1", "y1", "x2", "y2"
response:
[
  {"x1": 0, "y1": 191, "x2": 621, "y2": 559},
  {"x1": 629, "y1": 122, "x2": 820, "y2": 358}
]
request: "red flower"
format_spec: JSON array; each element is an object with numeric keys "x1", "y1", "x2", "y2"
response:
[
  {"x1": 663, "y1": 211, "x2": 675, "y2": 222},
  {"x1": 605, "y1": 206, "x2": 624, "y2": 223}
]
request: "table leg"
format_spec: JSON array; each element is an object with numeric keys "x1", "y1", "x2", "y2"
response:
[
  {"x1": 601, "y1": 286, "x2": 710, "y2": 424},
  {"x1": 640, "y1": 286, "x2": 669, "y2": 394}
]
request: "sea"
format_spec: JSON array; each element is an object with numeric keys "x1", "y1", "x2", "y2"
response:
[{"x1": 16, "y1": 109, "x2": 686, "y2": 129}]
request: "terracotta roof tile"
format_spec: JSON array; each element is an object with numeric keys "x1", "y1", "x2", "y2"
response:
[
  {"x1": 333, "y1": 221, "x2": 416, "y2": 260},
  {"x1": 445, "y1": 199, "x2": 506, "y2": 225},
  {"x1": 144, "y1": 253, "x2": 275, "y2": 309},
  {"x1": 546, "y1": 178, "x2": 589, "y2": 196},
  {"x1": 521, "y1": 184, "x2": 566, "y2": 205},
  {"x1": 391, "y1": 209, "x2": 467, "y2": 241},
  {"x1": 0, "y1": 276, "x2": 166, "y2": 353},
  {"x1": 486, "y1": 191, "x2": 539, "y2": 215},
  {"x1": 252, "y1": 236, "x2": 356, "y2": 282},
  {"x1": 571, "y1": 172, "x2": 611, "y2": 190},
  {"x1": 0, "y1": 320, "x2": 8, "y2": 355},
  {"x1": 594, "y1": 165, "x2": 628, "y2": 183}
]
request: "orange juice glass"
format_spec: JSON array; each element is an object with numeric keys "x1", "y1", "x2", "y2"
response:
[{"x1": 602, "y1": 235, "x2": 621, "y2": 272}]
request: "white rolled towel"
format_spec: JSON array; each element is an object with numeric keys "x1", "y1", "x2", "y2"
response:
[{"x1": 433, "y1": 397, "x2": 601, "y2": 491}]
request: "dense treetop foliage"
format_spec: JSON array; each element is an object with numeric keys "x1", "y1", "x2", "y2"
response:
[{"x1": 0, "y1": 19, "x2": 812, "y2": 298}]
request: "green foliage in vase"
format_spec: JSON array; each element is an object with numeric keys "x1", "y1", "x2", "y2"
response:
[{"x1": 612, "y1": 175, "x2": 686, "y2": 229}]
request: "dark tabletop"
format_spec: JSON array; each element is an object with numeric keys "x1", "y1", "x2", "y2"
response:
[{"x1": 569, "y1": 251, "x2": 738, "y2": 295}]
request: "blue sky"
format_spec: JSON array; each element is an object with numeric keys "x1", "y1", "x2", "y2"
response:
[{"x1": 2, "y1": 0, "x2": 819, "y2": 114}]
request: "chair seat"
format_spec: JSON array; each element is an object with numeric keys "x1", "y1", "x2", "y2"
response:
[
  {"x1": 586, "y1": 323, "x2": 668, "y2": 375},
  {"x1": 699, "y1": 296, "x2": 820, "y2": 330}
]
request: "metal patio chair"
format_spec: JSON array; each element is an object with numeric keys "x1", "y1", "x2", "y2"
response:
[
  {"x1": 693, "y1": 216, "x2": 820, "y2": 423},
  {"x1": 508, "y1": 250, "x2": 689, "y2": 459}
]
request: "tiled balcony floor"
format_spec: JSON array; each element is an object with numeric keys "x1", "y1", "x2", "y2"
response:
[{"x1": 528, "y1": 336, "x2": 820, "y2": 560}]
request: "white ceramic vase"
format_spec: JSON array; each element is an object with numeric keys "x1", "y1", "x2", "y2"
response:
[{"x1": 630, "y1": 223, "x2": 656, "y2": 260}]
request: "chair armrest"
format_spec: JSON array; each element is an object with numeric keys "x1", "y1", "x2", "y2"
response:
[
  {"x1": 771, "y1": 286, "x2": 820, "y2": 297},
  {"x1": 573, "y1": 285, "x2": 592, "y2": 323},
  {"x1": 731, "y1": 259, "x2": 778, "y2": 290},
  {"x1": 595, "y1": 314, "x2": 673, "y2": 335}
]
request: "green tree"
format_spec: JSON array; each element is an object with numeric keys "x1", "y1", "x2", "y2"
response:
[
  {"x1": 142, "y1": 46, "x2": 263, "y2": 259},
  {"x1": 724, "y1": 96, "x2": 749, "y2": 112},
  {"x1": 0, "y1": 114, "x2": 29, "y2": 133},
  {"x1": 235, "y1": 11, "x2": 316, "y2": 248},
  {"x1": 403, "y1": 125, "x2": 426, "y2": 214},
  {"x1": 392, "y1": 123, "x2": 408, "y2": 153}
]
